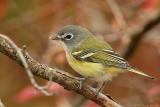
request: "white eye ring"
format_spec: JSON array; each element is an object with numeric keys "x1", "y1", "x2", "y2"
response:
[{"x1": 64, "y1": 33, "x2": 74, "y2": 40}]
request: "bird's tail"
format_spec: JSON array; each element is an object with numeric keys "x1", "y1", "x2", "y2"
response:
[{"x1": 128, "y1": 67, "x2": 154, "y2": 79}]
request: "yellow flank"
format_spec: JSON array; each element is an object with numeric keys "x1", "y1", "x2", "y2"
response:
[
  {"x1": 66, "y1": 53, "x2": 123, "y2": 78},
  {"x1": 104, "y1": 67, "x2": 123, "y2": 76},
  {"x1": 67, "y1": 53, "x2": 104, "y2": 77}
]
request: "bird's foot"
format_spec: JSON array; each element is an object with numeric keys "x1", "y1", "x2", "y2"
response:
[
  {"x1": 94, "y1": 81, "x2": 106, "y2": 98},
  {"x1": 95, "y1": 88, "x2": 101, "y2": 98},
  {"x1": 79, "y1": 77, "x2": 85, "y2": 89},
  {"x1": 74, "y1": 77, "x2": 86, "y2": 89}
]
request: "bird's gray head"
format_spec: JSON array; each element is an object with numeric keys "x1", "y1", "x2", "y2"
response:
[{"x1": 51, "y1": 25, "x2": 92, "y2": 49}]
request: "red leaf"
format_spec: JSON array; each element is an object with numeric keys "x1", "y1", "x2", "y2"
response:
[
  {"x1": 147, "y1": 86, "x2": 160, "y2": 97},
  {"x1": 0, "y1": 0, "x2": 7, "y2": 18},
  {"x1": 84, "y1": 100, "x2": 97, "y2": 107},
  {"x1": 141, "y1": 0, "x2": 156, "y2": 10},
  {"x1": 14, "y1": 83, "x2": 69, "y2": 103},
  {"x1": 14, "y1": 86, "x2": 41, "y2": 103}
]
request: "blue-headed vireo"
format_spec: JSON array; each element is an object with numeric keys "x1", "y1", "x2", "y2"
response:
[{"x1": 50, "y1": 25, "x2": 154, "y2": 95}]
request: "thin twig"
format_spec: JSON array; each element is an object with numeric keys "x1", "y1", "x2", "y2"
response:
[
  {"x1": 106, "y1": 0, "x2": 127, "y2": 30},
  {"x1": 123, "y1": 15, "x2": 160, "y2": 59},
  {"x1": 0, "y1": 34, "x2": 54, "y2": 96},
  {"x1": 0, "y1": 34, "x2": 121, "y2": 107},
  {"x1": 0, "y1": 99, "x2": 5, "y2": 107}
]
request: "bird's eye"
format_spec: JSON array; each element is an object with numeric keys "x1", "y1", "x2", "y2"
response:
[{"x1": 64, "y1": 33, "x2": 74, "y2": 40}]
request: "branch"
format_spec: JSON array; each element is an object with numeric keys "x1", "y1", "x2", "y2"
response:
[
  {"x1": 106, "y1": 0, "x2": 127, "y2": 30},
  {"x1": 0, "y1": 35, "x2": 121, "y2": 107},
  {"x1": 0, "y1": 34, "x2": 54, "y2": 96},
  {"x1": 123, "y1": 15, "x2": 160, "y2": 59}
]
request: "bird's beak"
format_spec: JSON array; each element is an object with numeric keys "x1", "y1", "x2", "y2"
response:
[{"x1": 49, "y1": 34, "x2": 60, "y2": 40}]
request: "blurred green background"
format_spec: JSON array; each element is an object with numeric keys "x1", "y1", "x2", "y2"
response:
[{"x1": 0, "y1": 0, "x2": 160, "y2": 107}]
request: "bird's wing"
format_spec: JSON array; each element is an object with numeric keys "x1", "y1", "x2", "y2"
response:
[{"x1": 72, "y1": 48, "x2": 130, "y2": 69}]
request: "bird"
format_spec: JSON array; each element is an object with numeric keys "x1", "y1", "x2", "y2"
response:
[{"x1": 50, "y1": 25, "x2": 154, "y2": 96}]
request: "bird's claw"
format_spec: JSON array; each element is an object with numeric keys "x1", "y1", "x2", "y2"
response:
[
  {"x1": 76, "y1": 77, "x2": 85, "y2": 89},
  {"x1": 106, "y1": 94, "x2": 114, "y2": 101},
  {"x1": 95, "y1": 88, "x2": 101, "y2": 98}
]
